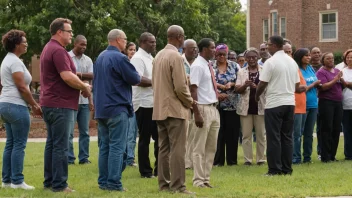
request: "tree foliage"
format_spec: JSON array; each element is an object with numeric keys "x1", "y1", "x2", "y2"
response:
[{"x1": 0, "y1": 0, "x2": 246, "y2": 63}]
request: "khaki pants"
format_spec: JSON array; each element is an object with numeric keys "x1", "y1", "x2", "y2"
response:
[
  {"x1": 240, "y1": 115, "x2": 266, "y2": 163},
  {"x1": 192, "y1": 105, "x2": 220, "y2": 186},
  {"x1": 185, "y1": 115, "x2": 195, "y2": 168},
  {"x1": 157, "y1": 117, "x2": 187, "y2": 191}
]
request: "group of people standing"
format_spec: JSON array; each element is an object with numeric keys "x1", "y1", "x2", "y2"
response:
[{"x1": 1, "y1": 16, "x2": 351, "y2": 195}]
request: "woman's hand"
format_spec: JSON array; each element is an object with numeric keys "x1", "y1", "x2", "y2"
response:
[{"x1": 32, "y1": 104, "x2": 43, "y2": 118}]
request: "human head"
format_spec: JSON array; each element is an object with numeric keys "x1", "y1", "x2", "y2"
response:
[
  {"x1": 321, "y1": 52, "x2": 334, "y2": 68},
  {"x1": 107, "y1": 29, "x2": 127, "y2": 52},
  {"x1": 183, "y1": 39, "x2": 198, "y2": 60},
  {"x1": 283, "y1": 43, "x2": 293, "y2": 57},
  {"x1": 245, "y1": 48, "x2": 260, "y2": 68},
  {"x1": 310, "y1": 47, "x2": 321, "y2": 63},
  {"x1": 237, "y1": 53, "x2": 246, "y2": 67},
  {"x1": 73, "y1": 35, "x2": 87, "y2": 56},
  {"x1": 283, "y1": 38, "x2": 292, "y2": 45},
  {"x1": 50, "y1": 18, "x2": 73, "y2": 46},
  {"x1": 125, "y1": 42, "x2": 136, "y2": 59},
  {"x1": 228, "y1": 50, "x2": 237, "y2": 62},
  {"x1": 215, "y1": 44, "x2": 229, "y2": 64},
  {"x1": 293, "y1": 48, "x2": 311, "y2": 68},
  {"x1": 198, "y1": 38, "x2": 215, "y2": 61},
  {"x1": 343, "y1": 49, "x2": 352, "y2": 66},
  {"x1": 267, "y1": 36, "x2": 284, "y2": 55},
  {"x1": 167, "y1": 25, "x2": 185, "y2": 49},
  {"x1": 259, "y1": 43, "x2": 270, "y2": 59},
  {"x1": 139, "y1": 32, "x2": 156, "y2": 54},
  {"x1": 1, "y1": 29, "x2": 27, "y2": 56},
  {"x1": 259, "y1": 43, "x2": 268, "y2": 52}
]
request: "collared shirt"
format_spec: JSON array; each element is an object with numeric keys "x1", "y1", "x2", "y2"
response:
[
  {"x1": 68, "y1": 50, "x2": 93, "y2": 105},
  {"x1": 190, "y1": 56, "x2": 218, "y2": 104},
  {"x1": 182, "y1": 54, "x2": 191, "y2": 75},
  {"x1": 131, "y1": 48, "x2": 154, "y2": 111},
  {"x1": 260, "y1": 50, "x2": 300, "y2": 109},
  {"x1": 152, "y1": 44, "x2": 193, "y2": 121},
  {"x1": 40, "y1": 39, "x2": 79, "y2": 110},
  {"x1": 213, "y1": 60, "x2": 240, "y2": 111},
  {"x1": 93, "y1": 46, "x2": 141, "y2": 119}
]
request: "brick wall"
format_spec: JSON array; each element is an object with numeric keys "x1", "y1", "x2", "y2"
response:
[{"x1": 249, "y1": 0, "x2": 352, "y2": 53}]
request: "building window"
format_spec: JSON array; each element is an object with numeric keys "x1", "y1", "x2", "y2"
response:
[
  {"x1": 263, "y1": 19, "x2": 269, "y2": 41},
  {"x1": 320, "y1": 11, "x2": 338, "y2": 41},
  {"x1": 280, "y1": 17, "x2": 286, "y2": 38},
  {"x1": 271, "y1": 12, "x2": 278, "y2": 36}
]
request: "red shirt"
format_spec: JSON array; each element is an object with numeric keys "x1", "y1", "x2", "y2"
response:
[{"x1": 40, "y1": 39, "x2": 79, "y2": 110}]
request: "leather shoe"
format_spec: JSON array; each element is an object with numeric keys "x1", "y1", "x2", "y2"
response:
[{"x1": 204, "y1": 183, "x2": 214, "y2": 188}]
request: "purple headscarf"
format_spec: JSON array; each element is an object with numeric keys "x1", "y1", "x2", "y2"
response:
[{"x1": 216, "y1": 44, "x2": 229, "y2": 53}]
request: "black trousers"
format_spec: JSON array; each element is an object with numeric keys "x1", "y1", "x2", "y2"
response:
[
  {"x1": 136, "y1": 107, "x2": 158, "y2": 177},
  {"x1": 214, "y1": 110, "x2": 240, "y2": 166},
  {"x1": 342, "y1": 110, "x2": 352, "y2": 160},
  {"x1": 265, "y1": 105, "x2": 294, "y2": 174},
  {"x1": 318, "y1": 99, "x2": 342, "y2": 162}
]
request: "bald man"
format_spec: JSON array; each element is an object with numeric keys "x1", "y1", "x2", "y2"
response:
[
  {"x1": 310, "y1": 47, "x2": 322, "y2": 72},
  {"x1": 93, "y1": 29, "x2": 149, "y2": 191},
  {"x1": 68, "y1": 35, "x2": 94, "y2": 165},
  {"x1": 283, "y1": 43, "x2": 293, "y2": 57},
  {"x1": 152, "y1": 25, "x2": 195, "y2": 194}
]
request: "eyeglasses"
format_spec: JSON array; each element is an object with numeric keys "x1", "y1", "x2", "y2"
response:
[
  {"x1": 260, "y1": 48, "x2": 267, "y2": 51},
  {"x1": 61, "y1": 29, "x2": 73, "y2": 34}
]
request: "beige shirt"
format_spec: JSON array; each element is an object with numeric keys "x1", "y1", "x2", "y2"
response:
[
  {"x1": 236, "y1": 66, "x2": 266, "y2": 116},
  {"x1": 152, "y1": 44, "x2": 193, "y2": 120}
]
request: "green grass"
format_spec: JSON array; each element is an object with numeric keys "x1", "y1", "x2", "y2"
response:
[{"x1": 0, "y1": 138, "x2": 352, "y2": 198}]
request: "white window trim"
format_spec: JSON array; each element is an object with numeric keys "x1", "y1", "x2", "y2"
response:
[
  {"x1": 279, "y1": 17, "x2": 286, "y2": 38},
  {"x1": 319, "y1": 10, "x2": 338, "y2": 42},
  {"x1": 263, "y1": 19, "x2": 269, "y2": 42}
]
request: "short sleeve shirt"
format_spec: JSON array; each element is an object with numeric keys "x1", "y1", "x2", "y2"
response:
[
  {"x1": 342, "y1": 67, "x2": 352, "y2": 109},
  {"x1": 213, "y1": 60, "x2": 240, "y2": 111},
  {"x1": 40, "y1": 39, "x2": 79, "y2": 110},
  {"x1": 131, "y1": 48, "x2": 154, "y2": 111},
  {"x1": 260, "y1": 50, "x2": 300, "y2": 109},
  {"x1": 68, "y1": 51, "x2": 93, "y2": 105},
  {"x1": 0, "y1": 53, "x2": 32, "y2": 106},
  {"x1": 316, "y1": 67, "x2": 343, "y2": 102},
  {"x1": 190, "y1": 56, "x2": 218, "y2": 104}
]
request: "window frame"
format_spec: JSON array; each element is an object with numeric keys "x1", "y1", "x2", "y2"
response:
[
  {"x1": 263, "y1": 19, "x2": 269, "y2": 42},
  {"x1": 319, "y1": 11, "x2": 338, "y2": 42},
  {"x1": 271, "y1": 10, "x2": 278, "y2": 36},
  {"x1": 280, "y1": 17, "x2": 286, "y2": 38}
]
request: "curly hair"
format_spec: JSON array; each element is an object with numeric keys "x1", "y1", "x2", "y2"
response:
[{"x1": 1, "y1": 29, "x2": 26, "y2": 53}]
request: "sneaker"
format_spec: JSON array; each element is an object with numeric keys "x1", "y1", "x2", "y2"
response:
[
  {"x1": 128, "y1": 163, "x2": 138, "y2": 167},
  {"x1": 1, "y1": 182, "x2": 11, "y2": 188},
  {"x1": 318, "y1": 155, "x2": 321, "y2": 161},
  {"x1": 11, "y1": 182, "x2": 35, "y2": 190}
]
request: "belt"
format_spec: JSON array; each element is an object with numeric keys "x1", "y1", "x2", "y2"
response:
[{"x1": 199, "y1": 102, "x2": 218, "y2": 107}]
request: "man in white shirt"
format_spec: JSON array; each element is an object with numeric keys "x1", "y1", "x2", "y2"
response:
[
  {"x1": 68, "y1": 35, "x2": 94, "y2": 165},
  {"x1": 190, "y1": 38, "x2": 220, "y2": 188},
  {"x1": 131, "y1": 32, "x2": 157, "y2": 178},
  {"x1": 255, "y1": 35, "x2": 300, "y2": 176}
]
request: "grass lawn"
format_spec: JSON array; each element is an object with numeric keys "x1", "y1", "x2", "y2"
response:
[{"x1": 0, "y1": 138, "x2": 352, "y2": 198}]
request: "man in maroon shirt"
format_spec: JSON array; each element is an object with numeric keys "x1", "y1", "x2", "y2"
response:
[{"x1": 40, "y1": 18, "x2": 91, "y2": 193}]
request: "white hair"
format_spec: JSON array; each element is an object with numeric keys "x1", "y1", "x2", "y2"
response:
[
  {"x1": 107, "y1": 29, "x2": 123, "y2": 42},
  {"x1": 183, "y1": 39, "x2": 196, "y2": 48}
]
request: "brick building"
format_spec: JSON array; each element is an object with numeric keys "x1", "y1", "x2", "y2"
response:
[{"x1": 246, "y1": 0, "x2": 352, "y2": 53}]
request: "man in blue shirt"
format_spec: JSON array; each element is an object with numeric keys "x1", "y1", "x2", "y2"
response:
[{"x1": 93, "y1": 29, "x2": 145, "y2": 191}]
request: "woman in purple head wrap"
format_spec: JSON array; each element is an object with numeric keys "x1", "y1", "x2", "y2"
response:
[{"x1": 213, "y1": 43, "x2": 241, "y2": 166}]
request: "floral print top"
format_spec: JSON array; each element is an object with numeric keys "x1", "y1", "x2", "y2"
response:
[{"x1": 212, "y1": 60, "x2": 240, "y2": 111}]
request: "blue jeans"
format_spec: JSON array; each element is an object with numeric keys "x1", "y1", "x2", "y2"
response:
[
  {"x1": 301, "y1": 108, "x2": 317, "y2": 162},
  {"x1": 292, "y1": 113, "x2": 304, "y2": 164},
  {"x1": 0, "y1": 102, "x2": 30, "y2": 184},
  {"x1": 97, "y1": 112, "x2": 129, "y2": 191},
  {"x1": 42, "y1": 107, "x2": 74, "y2": 191},
  {"x1": 68, "y1": 104, "x2": 90, "y2": 163},
  {"x1": 126, "y1": 114, "x2": 137, "y2": 165}
]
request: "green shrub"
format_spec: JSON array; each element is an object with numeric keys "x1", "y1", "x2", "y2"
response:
[{"x1": 334, "y1": 51, "x2": 343, "y2": 64}]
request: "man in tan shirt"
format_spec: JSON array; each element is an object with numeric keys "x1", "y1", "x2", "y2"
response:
[{"x1": 152, "y1": 25, "x2": 195, "y2": 194}]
